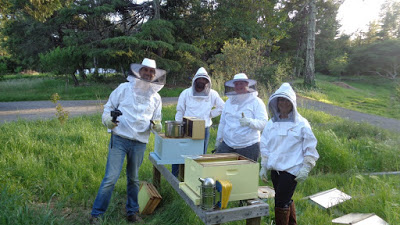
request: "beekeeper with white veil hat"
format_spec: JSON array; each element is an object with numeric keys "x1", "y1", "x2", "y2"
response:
[
  {"x1": 172, "y1": 67, "x2": 225, "y2": 177},
  {"x1": 259, "y1": 82, "x2": 319, "y2": 225},
  {"x1": 91, "y1": 58, "x2": 166, "y2": 223},
  {"x1": 215, "y1": 73, "x2": 268, "y2": 162}
]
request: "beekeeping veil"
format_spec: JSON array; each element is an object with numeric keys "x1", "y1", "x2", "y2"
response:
[
  {"x1": 192, "y1": 67, "x2": 211, "y2": 96},
  {"x1": 127, "y1": 58, "x2": 166, "y2": 96}
]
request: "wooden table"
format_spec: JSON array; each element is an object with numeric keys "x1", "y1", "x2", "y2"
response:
[{"x1": 149, "y1": 153, "x2": 269, "y2": 225}]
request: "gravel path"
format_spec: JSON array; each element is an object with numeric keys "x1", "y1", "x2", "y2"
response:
[{"x1": 1, "y1": 96, "x2": 399, "y2": 133}]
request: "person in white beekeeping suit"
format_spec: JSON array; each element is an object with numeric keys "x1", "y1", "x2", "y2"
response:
[
  {"x1": 90, "y1": 58, "x2": 166, "y2": 224},
  {"x1": 259, "y1": 83, "x2": 319, "y2": 225},
  {"x1": 215, "y1": 73, "x2": 268, "y2": 161},
  {"x1": 172, "y1": 67, "x2": 225, "y2": 177}
]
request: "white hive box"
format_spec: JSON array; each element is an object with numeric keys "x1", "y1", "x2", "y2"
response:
[
  {"x1": 179, "y1": 153, "x2": 259, "y2": 205},
  {"x1": 152, "y1": 132, "x2": 204, "y2": 164}
]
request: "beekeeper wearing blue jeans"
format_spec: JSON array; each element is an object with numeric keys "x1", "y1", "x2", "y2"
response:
[
  {"x1": 215, "y1": 73, "x2": 268, "y2": 162},
  {"x1": 172, "y1": 67, "x2": 225, "y2": 177},
  {"x1": 90, "y1": 58, "x2": 166, "y2": 224},
  {"x1": 259, "y1": 83, "x2": 319, "y2": 225}
]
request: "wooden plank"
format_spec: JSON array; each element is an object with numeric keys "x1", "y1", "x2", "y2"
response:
[
  {"x1": 200, "y1": 160, "x2": 254, "y2": 166},
  {"x1": 178, "y1": 164, "x2": 185, "y2": 181},
  {"x1": 149, "y1": 154, "x2": 269, "y2": 225},
  {"x1": 194, "y1": 153, "x2": 239, "y2": 161},
  {"x1": 153, "y1": 166, "x2": 161, "y2": 190},
  {"x1": 246, "y1": 217, "x2": 261, "y2": 225}
]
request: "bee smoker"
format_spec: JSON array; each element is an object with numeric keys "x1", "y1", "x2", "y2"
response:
[{"x1": 198, "y1": 177, "x2": 221, "y2": 210}]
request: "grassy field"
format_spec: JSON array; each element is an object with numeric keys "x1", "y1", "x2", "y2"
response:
[
  {"x1": 0, "y1": 74, "x2": 185, "y2": 101},
  {"x1": 1, "y1": 104, "x2": 400, "y2": 224},
  {"x1": 1, "y1": 73, "x2": 399, "y2": 120},
  {"x1": 293, "y1": 74, "x2": 400, "y2": 120}
]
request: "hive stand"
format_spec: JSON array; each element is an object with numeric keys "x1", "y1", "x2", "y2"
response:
[{"x1": 149, "y1": 154, "x2": 269, "y2": 225}]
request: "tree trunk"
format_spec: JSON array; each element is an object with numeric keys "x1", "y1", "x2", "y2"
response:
[
  {"x1": 304, "y1": 0, "x2": 316, "y2": 87},
  {"x1": 71, "y1": 73, "x2": 79, "y2": 86},
  {"x1": 153, "y1": 0, "x2": 160, "y2": 19}
]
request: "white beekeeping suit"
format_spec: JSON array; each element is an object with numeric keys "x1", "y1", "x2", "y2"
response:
[
  {"x1": 216, "y1": 73, "x2": 268, "y2": 149},
  {"x1": 175, "y1": 67, "x2": 225, "y2": 128},
  {"x1": 102, "y1": 58, "x2": 166, "y2": 143},
  {"x1": 260, "y1": 83, "x2": 319, "y2": 177}
]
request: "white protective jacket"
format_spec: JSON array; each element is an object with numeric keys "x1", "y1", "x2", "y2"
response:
[
  {"x1": 260, "y1": 83, "x2": 319, "y2": 176},
  {"x1": 102, "y1": 78, "x2": 162, "y2": 144},
  {"x1": 216, "y1": 92, "x2": 268, "y2": 149},
  {"x1": 175, "y1": 68, "x2": 225, "y2": 127}
]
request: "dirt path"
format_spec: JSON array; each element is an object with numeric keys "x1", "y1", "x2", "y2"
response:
[{"x1": 1, "y1": 96, "x2": 399, "y2": 133}]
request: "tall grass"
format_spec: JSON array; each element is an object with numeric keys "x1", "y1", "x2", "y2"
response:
[{"x1": 1, "y1": 106, "x2": 400, "y2": 224}]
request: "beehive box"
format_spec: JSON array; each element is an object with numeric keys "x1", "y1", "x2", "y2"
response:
[
  {"x1": 179, "y1": 153, "x2": 259, "y2": 204},
  {"x1": 138, "y1": 182, "x2": 162, "y2": 215},
  {"x1": 153, "y1": 132, "x2": 204, "y2": 164},
  {"x1": 183, "y1": 116, "x2": 205, "y2": 140}
]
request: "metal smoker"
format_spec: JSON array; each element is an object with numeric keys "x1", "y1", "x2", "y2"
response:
[{"x1": 199, "y1": 177, "x2": 218, "y2": 210}]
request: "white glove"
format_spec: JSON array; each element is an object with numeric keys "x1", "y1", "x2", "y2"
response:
[
  {"x1": 152, "y1": 120, "x2": 162, "y2": 132},
  {"x1": 104, "y1": 114, "x2": 117, "y2": 129},
  {"x1": 295, "y1": 156, "x2": 316, "y2": 183},
  {"x1": 239, "y1": 117, "x2": 251, "y2": 127},
  {"x1": 294, "y1": 165, "x2": 310, "y2": 183},
  {"x1": 259, "y1": 167, "x2": 268, "y2": 183}
]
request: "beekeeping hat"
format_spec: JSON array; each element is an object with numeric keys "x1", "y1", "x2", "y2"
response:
[
  {"x1": 224, "y1": 73, "x2": 257, "y2": 96},
  {"x1": 225, "y1": 73, "x2": 256, "y2": 87},
  {"x1": 129, "y1": 58, "x2": 166, "y2": 84}
]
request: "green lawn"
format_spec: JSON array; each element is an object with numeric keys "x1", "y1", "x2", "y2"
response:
[
  {"x1": 293, "y1": 74, "x2": 400, "y2": 119},
  {"x1": 1, "y1": 105, "x2": 399, "y2": 224},
  {"x1": 0, "y1": 74, "x2": 185, "y2": 101}
]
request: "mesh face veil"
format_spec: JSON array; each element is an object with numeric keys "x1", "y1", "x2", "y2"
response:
[{"x1": 128, "y1": 59, "x2": 167, "y2": 96}]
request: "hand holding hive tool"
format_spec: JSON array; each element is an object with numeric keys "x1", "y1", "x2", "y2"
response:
[
  {"x1": 239, "y1": 112, "x2": 251, "y2": 127},
  {"x1": 150, "y1": 120, "x2": 162, "y2": 132}
]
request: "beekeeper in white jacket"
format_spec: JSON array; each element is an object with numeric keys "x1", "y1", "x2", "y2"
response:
[
  {"x1": 172, "y1": 67, "x2": 225, "y2": 177},
  {"x1": 91, "y1": 58, "x2": 166, "y2": 224},
  {"x1": 215, "y1": 73, "x2": 268, "y2": 161},
  {"x1": 259, "y1": 82, "x2": 319, "y2": 225}
]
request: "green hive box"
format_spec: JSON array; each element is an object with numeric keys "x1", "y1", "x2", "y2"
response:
[{"x1": 179, "y1": 153, "x2": 259, "y2": 205}]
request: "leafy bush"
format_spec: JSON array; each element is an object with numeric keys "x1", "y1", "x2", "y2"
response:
[
  {"x1": 327, "y1": 53, "x2": 348, "y2": 75},
  {"x1": 210, "y1": 38, "x2": 291, "y2": 93}
]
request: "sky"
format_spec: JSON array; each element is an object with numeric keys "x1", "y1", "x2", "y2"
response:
[{"x1": 337, "y1": 0, "x2": 387, "y2": 35}]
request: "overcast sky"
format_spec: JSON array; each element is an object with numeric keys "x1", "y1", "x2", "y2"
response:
[{"x1": 337, "y1": 0, "x2": 387, "y2": 35}]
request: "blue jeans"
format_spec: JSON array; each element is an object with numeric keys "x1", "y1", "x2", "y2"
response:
[
  {"x1": 91, "y1": 134, "x2": 146, "y2": 217},
  {"x1": 172, "y1": 127, "x2": 210, "y2": 177}
]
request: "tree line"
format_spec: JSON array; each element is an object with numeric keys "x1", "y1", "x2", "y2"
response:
[{"x1": 1, "y1": 0, "x2": 399, "y2": 87}]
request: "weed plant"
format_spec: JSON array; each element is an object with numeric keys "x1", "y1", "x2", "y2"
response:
[{"x1": 1, "y1": 106, "x2": 400, "y2": 224}]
